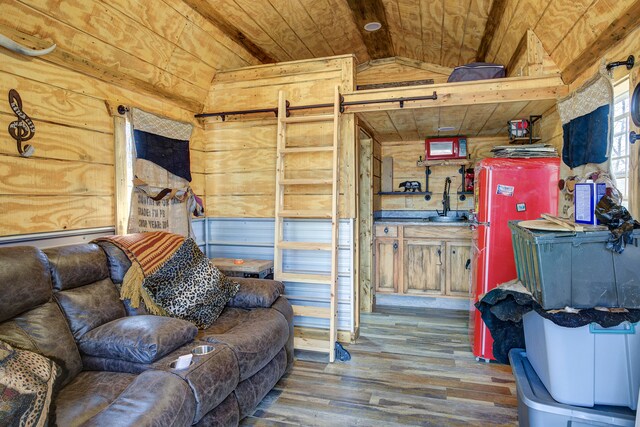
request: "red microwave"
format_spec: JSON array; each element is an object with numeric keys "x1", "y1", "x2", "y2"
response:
[{"x1": 425, "y1": 137, "x2": 468, "y2": 160}]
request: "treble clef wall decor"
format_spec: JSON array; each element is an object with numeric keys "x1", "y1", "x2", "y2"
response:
[{"x1": 7, "y1": 89, "x2": 36, "y2": 157}]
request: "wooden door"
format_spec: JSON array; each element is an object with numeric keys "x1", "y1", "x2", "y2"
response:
[
  {"x1": 403, "y1": 240, "x2": 444, "y2": 295},
  {"x1": 446, "y1": 241, "x2": 472, "y2": 297},
  {"x1": 375, "y1": 239, "x2": 398, "y2": 293}
]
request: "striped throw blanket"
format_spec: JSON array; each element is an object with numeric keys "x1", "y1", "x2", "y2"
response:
[
  {"x1": 96, "y1": 232, "x2": 185, "y2": 315},
  {"x1": 96, "y1": 231, "x2": 238, "y2": 328}
]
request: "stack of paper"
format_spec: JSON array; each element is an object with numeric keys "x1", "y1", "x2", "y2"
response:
[{"x1": 491, "y1": 144, "x2": 558, "y2": 158}]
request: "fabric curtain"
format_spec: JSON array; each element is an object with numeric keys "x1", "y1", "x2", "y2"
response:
[{"x1": 127, "y1": 108, "x2": 201, "y2": 237}]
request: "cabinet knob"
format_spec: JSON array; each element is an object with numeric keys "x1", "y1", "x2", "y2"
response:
[
  {"x1": 393, "y1": 242, "x2": 398, "y2": 251},
  {"x1": 384, "y1": 227, "x2": 389, "y2": 234},
  {"x1": 465, "y1": 259, "x2": 471, "y2": 270}
]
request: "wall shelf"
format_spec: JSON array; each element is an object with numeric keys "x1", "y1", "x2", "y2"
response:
[
  {"x1": 378, "y1": 191, "x2": 432, "y2": 196},
  {"x1": 416, "y1": 159, "x2": 470, "y2": 167}
]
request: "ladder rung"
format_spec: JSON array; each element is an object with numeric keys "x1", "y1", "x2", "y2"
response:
[
  {"x1": 281, "y1": 178, "x2": 333, "y2": 185},
  {"x1": 283, "y1": 295, "x2": 330, "y2": 303},
  {"x1": 294, "y1": 337, "x2": 331, "y2": 353},
  {"x1": 280, "y1": 146, "x2": 334, "y2": 154},
  {"x1": 282, "y1": 114, "x2": 334, "y2": 124},
  {"x1": 277, "y1": 272, "x2": 333, "y2": 284},
  {"x1": 277, "y1": 241, "x2": 332, "y2": 251},
  {"x1": 293, "y1": 305, "x2": 332, "y2": 318},
  {"x1": 278, "y1": 210, "x2": 332, "y2": 219}
]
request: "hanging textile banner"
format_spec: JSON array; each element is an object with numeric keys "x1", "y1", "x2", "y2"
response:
[
  {"x1": 128, "y1": 109, "x2": 196, "y2": 237},
  {"x1": 557, "y1": 74, "x2": 612, "y2": 169},
  {"x1": 131, "y1": 108, "x2": 193, "y2": 181}
]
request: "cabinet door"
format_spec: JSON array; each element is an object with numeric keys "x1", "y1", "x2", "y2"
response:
[
  {"x1": 446, "y1": 241, "x2": 472, "y2": 297},
  {"x1": 403, "y1": 240, "x2": 444, "y2": 295},
  {"x1": 375, "y1": 239, "x2": 398, "y2": 293}
]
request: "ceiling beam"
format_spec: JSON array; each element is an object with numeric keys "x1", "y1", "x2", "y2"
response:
[
  {"x1": 346, "y1": 0, "x2": 394, "y2": 59},
  {"x1": 476, "y1": 0, "x2": 508, "y2": 62},
  {"x1": 562, "y1": 1, "x2": 640, "y2": 84},
  {"x1": 181, "y1": 0, "x2": 276, "y2": 64}
]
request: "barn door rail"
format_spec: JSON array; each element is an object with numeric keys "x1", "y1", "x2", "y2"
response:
[{"x1": 194, "y1": 91, "x2": 437, "y2": 120}]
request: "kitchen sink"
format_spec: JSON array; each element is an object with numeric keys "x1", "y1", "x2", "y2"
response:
[{"x1": 427, "y1": 215, "x2": 468, "y2": 223}]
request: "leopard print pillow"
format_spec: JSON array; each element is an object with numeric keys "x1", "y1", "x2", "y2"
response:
[{"x1": 142, "y1": 238, "x2": 239, "y2": 329}]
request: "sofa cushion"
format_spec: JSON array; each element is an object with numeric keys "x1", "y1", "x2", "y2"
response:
[
  {"x1": 55, "y1": 370, "x2": 195, "y2": 427},
  {"x1": 45, "y1": 243, "x2": 110, "y2": 291},
  {"x1": 95, "y1": 241, "x2": 131, "y2": 285},
  {"x1": 54, "y1": 279, "x2": 126, "y2": 340},
  {"x1": 0, "y1": 340, "x2": 60, "y2": 427},
  {"x1": 55, "y1": 371, "x2": 136, "y2": 426},
  {"x1": 199, "y1": 307, "x2": 289, "y2": 381},
  {"x1": 0, "y1": 301, "x2": 83, "y2": 389},
  {"x1": 0, "y1": 246, "x2": 51, "y2": 322},
  {"x1": 227, "y1": 278, "x2": 284, "y2": 309},
  {"x1": 78, "y1": 315, "x2": 197, "y2": 364}
]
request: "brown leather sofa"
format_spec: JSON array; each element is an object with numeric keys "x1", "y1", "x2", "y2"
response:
[{"x1": 0, "y1": 243, "x2": 293, "y2": 426}]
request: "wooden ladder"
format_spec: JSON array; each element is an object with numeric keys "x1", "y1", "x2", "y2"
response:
[{"x1": 274, "y1": 86, "x2": 341, "y2": 362}]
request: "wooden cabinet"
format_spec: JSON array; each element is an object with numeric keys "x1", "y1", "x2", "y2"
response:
[
  {"x1": 375, "y1": 238, "x2": 399, "y2": 293},
  {"x1": 403, "y1": 240, "x2": 443, "y2": 295},
  {"x1": 374, "y1": 224, "x2": 471, "y2": 298},
  {"x1": 446, "y1": 241, "x2": 472, "y2": 297}
]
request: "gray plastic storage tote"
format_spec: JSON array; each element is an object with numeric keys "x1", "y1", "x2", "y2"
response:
[
  {"x1": 509, "y1": 221, "x2": 640, "y2": 309},
  {"x1": 523, "y1": 310, "x2": 640, "y2": 410},
  {"x1": 509, "y1": 349, "x2": 637, "y2": 427}
]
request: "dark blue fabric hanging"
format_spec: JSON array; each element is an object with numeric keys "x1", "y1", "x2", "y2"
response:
[
  {"x1": 134, "y1": 129, "x2": 191, "y2": 182},
  {"x1": 561, "y1": 104, "x2": 610, "y2": 168}
]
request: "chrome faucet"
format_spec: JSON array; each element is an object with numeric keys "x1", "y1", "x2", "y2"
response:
[{"x1": 441, "y1": 177, "x2": 451, "y2": 217}]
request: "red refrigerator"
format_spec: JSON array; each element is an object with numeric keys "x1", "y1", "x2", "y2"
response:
[{"x1": 470, "y1": 157, "x2": 560, "y2": 361}]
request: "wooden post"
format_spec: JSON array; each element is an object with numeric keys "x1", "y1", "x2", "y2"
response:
[
  {"x1": 114, "y1": 115, "x2": 131, "y2": 235},
  {"x1": 629, "y1": 71, "x2": 640, "y2": 218},
  {"x1": 358, "y1": 130, "x2": 374, "y2": 313}
]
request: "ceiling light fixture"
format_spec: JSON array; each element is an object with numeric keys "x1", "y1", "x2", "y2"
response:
[
  {"x1": 364, "y1": 22, "x2": 382, "y2": 32},
  {"x1": 438, "y1": 126, "x2": 456, "y2": 131}
]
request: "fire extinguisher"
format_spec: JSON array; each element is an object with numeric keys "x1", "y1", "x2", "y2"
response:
[{"x1": 465, "y1": 168, "x2": 474, "y2": 192}]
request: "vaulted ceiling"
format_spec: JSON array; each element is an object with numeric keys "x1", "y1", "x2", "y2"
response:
[
  {"x1": 3, "y1": 0, "x2": 640, "y2": 114},
  {"x1": 183, "y1": 0, "x2": 493, "y2": 67}
]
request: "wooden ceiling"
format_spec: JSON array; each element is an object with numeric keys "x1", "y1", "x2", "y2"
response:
[
  {"x1": 183, "y1": 0, "x2": 492, "y2": 67},
  {"x1": 358, "y1": 99, "x2": 557, "y2": 142},
  {"x1": 4, "y1": 0, "x2": 640, "y2": 113}
]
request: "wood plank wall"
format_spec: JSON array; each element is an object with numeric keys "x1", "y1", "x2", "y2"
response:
[
  {"x1": 0, "y1": 49, "x2": 205, "y2": 236},
  {"x1": 202, "y1": 55, "x2": 357, "y2": 218},
  {"x1": 0, "y1": 0, "x2": 257, "y2": 112},
  {"x1": 356, "y1": 57, "x2": 452, "y2": 87},
  {"x1": 374, "y1": 137, "x2": 508, "y2": 212},
  {"x1": 484, "y1": 0, "x2": 638, "y2": 85}
]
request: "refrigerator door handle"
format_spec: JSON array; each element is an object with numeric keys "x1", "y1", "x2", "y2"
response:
[{"x1": 469, "y1": 221, "x2": 490, "y2": 230}]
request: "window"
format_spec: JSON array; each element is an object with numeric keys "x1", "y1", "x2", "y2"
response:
[{"x1": 612, "y1": 78, "x2": 630, "y2": 207}]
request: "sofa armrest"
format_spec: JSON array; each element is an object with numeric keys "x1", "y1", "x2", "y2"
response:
[{"x1": 226, "y1": 278, "x2": 284, "y2": 309}]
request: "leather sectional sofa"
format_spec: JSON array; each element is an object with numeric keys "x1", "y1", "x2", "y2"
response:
[{"x1": 0, "y1": 243, "x2": 293, "y2": 426}]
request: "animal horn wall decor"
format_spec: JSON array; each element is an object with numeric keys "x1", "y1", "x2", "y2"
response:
[
  {"x1": 0, "y1": 33, "x2": 56, "y2": 56},
  {"x1": 8, "y1": 89, "x2": 36, "y2": 157}
]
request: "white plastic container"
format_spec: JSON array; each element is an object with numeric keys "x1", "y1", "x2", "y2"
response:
[{"x1": 523, "y1": 310, "x2": 640, "y2": 410}]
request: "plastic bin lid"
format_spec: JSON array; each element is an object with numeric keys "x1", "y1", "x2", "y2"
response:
[{"x1": 509, "y1": 220, "x2": 640, "y2": 245}]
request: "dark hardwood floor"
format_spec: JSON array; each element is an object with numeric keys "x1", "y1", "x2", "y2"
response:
[{"x1": 243, "y1": 306, "x2": 518, "y2": 426}]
